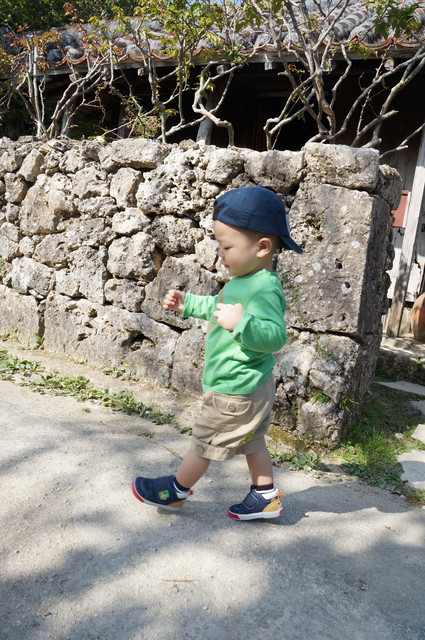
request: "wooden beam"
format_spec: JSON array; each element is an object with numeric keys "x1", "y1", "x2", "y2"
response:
[{"x1": 386, "y1": 124, "x2": 425, "y2": 337}]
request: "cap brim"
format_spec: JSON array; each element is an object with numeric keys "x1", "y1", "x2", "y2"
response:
[{"x1": 281, "y1": 235, "x2": 303, "y2": 254}]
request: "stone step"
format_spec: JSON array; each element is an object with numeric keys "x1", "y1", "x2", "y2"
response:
[
  {"x1": 375, "y1": 380, "x2": 425, "y2": 396},
  {"x1": 397, "y1": 450, "x2": 425, "y2": 490},
  {"x1": 412, "y1": 424, "x2": 425, "y2": 445}
]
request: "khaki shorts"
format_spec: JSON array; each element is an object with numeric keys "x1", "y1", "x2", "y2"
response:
[{"x1": 190, "y1": 376, "x2": 275, "y2": 461}]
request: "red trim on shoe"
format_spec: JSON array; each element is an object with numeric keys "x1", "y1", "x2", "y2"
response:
[
  {"x1": 227, "y1": 511, "x2": 240, "y2": 519},
  {"x1": 132, "y1": 478, "x2": 145, "y2": 504}
]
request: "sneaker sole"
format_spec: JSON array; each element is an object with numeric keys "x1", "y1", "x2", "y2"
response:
[
  {"x1": 227, "y1": 507, "x2": 284, "y2": 520},
  {"x1": 131, "y1": 479, "x2": 188, "y2": 511}
]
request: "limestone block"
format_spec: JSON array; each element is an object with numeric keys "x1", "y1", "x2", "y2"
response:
[
  {"x1": 59, "y1": 149, "x2": 86, "y2": 174},
  {"x1": 128, "y1": 314, "x2": 180, "y2": 385},
  {"x1": 99, "y1": 138, "x2": 170, "y2": 171},
  {"x1": 10, "y1": 256, "x2": 54, "y2": 296},
  {"x1": 55, "y1": 246, "x2": 107, "y2": 304},
  {"x1": 110, "y1": 167, "x2": 142, "y2": 208},
  {"x1": 195, "y1": 236, "x2": 218, "y2": 270},
  {"x1": 104, "y1": 278, "x2": 145, "y2": 312},
  {"x1": 78, "y1": 196, "x2": 117, "y2": 218},
  {"x1": 0, "y1": 222, "x2": 21, "y2": 261},
  {"x1": 34, "y1": 233, "x2": 69, "y2": 268},
  {"x1": 150, "y1": 215, "x2": 202, "y2": 255},
  {"x1": 19, "y1": 236, "x2": 35, "y2": 257},
  {"x1": 204, "y1": 147, "x2": 244, "y2": 184},
  {"x1": 72, "y1": 165, "x2": 109, "y2": 199},
  {"x1": 277, "y1": 184, "x2": 392, "y2": 338},
  {"x1": 20, "y1": 175, "x2": 74, "y2": 235},
  {"x1": 5, "y1": 203, "x2": 20, "y2": 222},
  {"x1": 170, "y1": 327, "x2": 204, "y2": 394},
  {"x1": 1, "y1": 221, "x2": 20, "y2": 243},
  {"x1": 18, "y1": 149, "x2": 45, "y2": 182},
  {"x1": 0, "y1": 150, "x2": 23, "y2": 174},
  {"x1": 43, "y1": 294, "x2": 179, "y2": 384},
  {"x1": 0, "y1": 284, "x2": 42, "y2": 345},
  {"x1": 376, "y1": 164, "x2": 402, "y2": 209},
  {"x1": 107, "y1": 232, "x2": 156, "y2": 283},
  {"x1": 43, "y1": 150, "x2": 62, "y2": 174},
  {"x1": 111, "y1": 208, "x2": 151, "y2": 235},
  {"x1": 244, "y1": 149, "x2": 305, "y2": 193},
  {"x1": 142, "y1": 255, "x2": 220, "y2": 329},
  {"x1": 4, "y1": 173, "x2": 27, "y2": 203},
  {"x1": 65, "y1": 219, "x2": 115, "y2": 249},
  {"x1": 304, "y1": 143, "x2": 380, "y2": 191},
  {"x1": 136, "y1": 147, "x2": 206, "y2": 218}
]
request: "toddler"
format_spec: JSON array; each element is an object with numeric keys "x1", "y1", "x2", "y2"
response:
[{"x1": 132, "y1": 185, "x2": 303, "y2": 520}]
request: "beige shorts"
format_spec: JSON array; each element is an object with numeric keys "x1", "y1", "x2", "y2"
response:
[{"x1": 190, "y1": 376, "x2": 275, "y2": 461}]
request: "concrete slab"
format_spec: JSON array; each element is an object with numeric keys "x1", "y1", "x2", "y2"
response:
[
  {"x1": 397, "y1": 450, "x2": 425, "y2": 490},
  {"x1": 375, "y1": 379, "x2": 425, "y2": 396},
  {"x1": 380, "y1": 335, "x2": 425, "y2": 359},
  {"x1": 412, "y1": 424, "x2": 425, "y2": 445}
]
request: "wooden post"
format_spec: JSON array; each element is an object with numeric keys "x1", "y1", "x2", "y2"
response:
[{"x1": 386, "y1": 125, "x2": 425, "y2": 337}]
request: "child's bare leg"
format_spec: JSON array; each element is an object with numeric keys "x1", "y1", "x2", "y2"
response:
[
  {"x1": 175, "y1": 450, "x2": 210, "y2": 488},
  {"x1": 246, "y1": 449, "x2": 273, "y2": 486}
]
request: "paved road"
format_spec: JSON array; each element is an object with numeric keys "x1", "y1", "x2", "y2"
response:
[{"x1": 1, "y1": 377, "x2": 425, "y2": 640}]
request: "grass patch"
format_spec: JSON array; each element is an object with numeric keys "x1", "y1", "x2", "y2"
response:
[
  {"x1": 0, "y1": 349, "x2": 173, "y2": 425},
  {"x1": 268, "y1": 384, "x2": 425, "y2": 506},
  {"x1": 333, "y1": 385, "x2": 425, "y2": 498}
]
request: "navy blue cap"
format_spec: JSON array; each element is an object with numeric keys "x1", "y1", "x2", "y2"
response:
[{"x1": 214, "y1": 186, "x2": 303, "y2": 254}]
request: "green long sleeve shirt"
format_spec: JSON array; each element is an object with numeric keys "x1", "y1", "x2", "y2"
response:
[{"x1": 182, "y1": 269, "x2": 287, "y2": 394}]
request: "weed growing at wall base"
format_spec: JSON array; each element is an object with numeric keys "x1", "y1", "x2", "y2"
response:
[{"x1": 0, "y1": 349, "x2": 173, "y2": 425}]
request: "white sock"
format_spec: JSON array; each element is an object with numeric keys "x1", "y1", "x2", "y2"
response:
[
  {"x1": 173, "y1": 480, "x2": 191, "y2": 499},
  {"x1": 254, "y1": 487, "x2": 278, "y2": 499}
]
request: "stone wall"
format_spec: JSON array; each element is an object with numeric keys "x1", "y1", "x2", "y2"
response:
[{"x1": 0, "y1": 136, "x2": 400, "y2": 444}]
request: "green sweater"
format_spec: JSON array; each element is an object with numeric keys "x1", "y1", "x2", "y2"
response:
[{"x1": 182, "y1": 269, "x2": 287, "y2": 394}]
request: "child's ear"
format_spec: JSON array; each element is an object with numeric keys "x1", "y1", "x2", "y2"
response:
[{"x1": 257, "y1": 237, "x2": 273, "y2": 257}]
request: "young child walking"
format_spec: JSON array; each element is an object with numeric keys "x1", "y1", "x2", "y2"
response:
[{"x1": 132, "y1": 185, "x2": 303, "y2": 520}]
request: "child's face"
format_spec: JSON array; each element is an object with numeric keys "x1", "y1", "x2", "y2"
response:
[{"x1": 214, "y1": 220, "x2": 268, "y2": 277}]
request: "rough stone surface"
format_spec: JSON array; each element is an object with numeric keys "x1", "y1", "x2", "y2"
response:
[
  {"x1": 0, "y1": 222, "x2": 21, "y2": 261},
  {"x1": 171, "y1": 327, "x2": 205, "y2": 394},
  {"x1": 9, "y1": 257, "x2": 54, "y2": 297},
  {"x1": 99, "y1": 138, "x2": 170, "y2": 170},
  {"x1": 0, "y1": 284, "x2": 42, "y2": 344},
  {"x1": 277, "y1": 185, "x2": 392, "y2": 339},
  {"x1": 377, "y1": 164, "x2": 403, "y2": 209},
  {"x1": 110, "y1": 167, "x2": 142, "y2": 208},
  {"x1": 304, "y1": 142, "x2": 380, "y2": 191},
  {"x1": 142, "y1": 255, "x2": 221, "y2": 328},
  {"x1": 204, "y1": 148, "x2": 244, "y2": 184},
  {"x1": 111, "y1": 208, "x2": 151, "y2": 235},
  {"x1": 55, "y1": 246, "x2": 108, "y2": 305},
  {"x1": 4, "y1": 173, "x2": 27, "y2": 203},
  {"x1": 104, "y1": 278, "x2": 145, "y2": 312},
  {"x1": 18, "y1": 149, "x2": 45, "y2": 182},
  {"x1": 244, "y1": 149, "x2": 305, "y2": 193},
  {"x1": 107, "y1": 233, "x2": 156, "y2": 283}
]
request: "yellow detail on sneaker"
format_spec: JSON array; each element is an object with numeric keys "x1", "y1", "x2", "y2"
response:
[
  {"x1": 159, "y1": 490, "x2": 170, "y2": 501},
  {"x1": 263, "y1": 491, "x2": 283, "y2": 513},
  {"x1": 168, "y1": 500, "x2": 186, "y2": 508}
]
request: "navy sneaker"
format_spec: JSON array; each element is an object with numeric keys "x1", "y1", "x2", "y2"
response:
[
  {"x1": 132, "y1": 475, "x2": 192, "y2": 511},
  {"x1": 227, "y1": 486, "x2": 283, "y2": 520}
]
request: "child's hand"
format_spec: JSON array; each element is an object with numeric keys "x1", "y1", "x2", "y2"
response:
[
  {"x1": 163, "y1": 289, "x2": 185, "y2": 313},
  {"x1": 213, "y1": 303, "x2": 244, "y2": 331}
]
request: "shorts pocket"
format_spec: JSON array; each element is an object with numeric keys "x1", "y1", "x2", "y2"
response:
[{"x1": 212, "y1": 394, "x2": 251, "y2": 418}]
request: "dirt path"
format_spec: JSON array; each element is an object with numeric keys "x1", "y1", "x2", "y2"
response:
[{"x1": 1, "y1": 345, "x2": 425, "y2": 640}]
